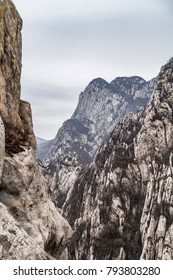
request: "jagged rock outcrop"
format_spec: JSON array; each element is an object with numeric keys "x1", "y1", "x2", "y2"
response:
[
  {"x1": 43, "y1": 75, "x2": 156, "y2": 210},
  {"x1": 63, "y1": 58, "x2": 173, "y2": 260},
  {"x1": 0, "y1": 0, "x2": 72, "y2": 260},
  {"x1": 64, "y1": 109, "x2": 146, "y2": 260}
]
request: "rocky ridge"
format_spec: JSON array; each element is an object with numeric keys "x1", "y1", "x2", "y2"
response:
[
  {"x1": 43, "y1": 74, "x2": 156, "y2": 210},
  {"x1": 44, "y1": 76, "x2": 156, "y2": 165},
  {"x1": 0, "y1": 0, "x2": 72, "y2": 260},
  {"x1": 63, "y1": 58, "x2": 173, "y2": 260}
]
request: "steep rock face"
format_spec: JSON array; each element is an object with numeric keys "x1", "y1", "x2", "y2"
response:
[
  {"x1": 45, "y1": 76, "x2": 156, "y2": 165},
  {"x1": 135, "y1": 60, "x2": 173, "y2": 260},
  {"x1": 0, "y1": 117, "x2": 5, "y2": 178},
  {"x1": 0, "y1": 0, "x2": 34, "y2": 153},
  {"x1": 64, "y1": 59, "x2": 173, "y2": 260},
  {"x1": 0, "y1": 148, "x2": 72, "y2": 259},
  {"x1": 0, "y1": 0, "x2": 72, "y2": 260},
  {"x1": 43, "y1": 75, "x2": 156, "y2": 211},
  {"x1": 0, "y1": 203, "x2": 53, "y2": 260},
  {"x1": 65, "y1": 110, "x2": 146, "y2": 260}
]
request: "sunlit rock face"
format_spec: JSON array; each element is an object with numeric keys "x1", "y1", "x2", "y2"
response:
[
  {"x1": 0, "y1": 0, "x2": 72, "y2": 260},
  {"x1": 64, "y1": 58, "x2": 173, "y2": 260}
]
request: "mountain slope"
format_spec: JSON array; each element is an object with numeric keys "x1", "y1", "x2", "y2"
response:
[
  {"x1": 43, "y1": 75, "x2": 156, "y2": 210},
  {"x1": 44, "y1": 76, "x2": 156, "y2": 165},
  {"x1": 63, "y1": 58, "x2": 173, "y2": 260}
]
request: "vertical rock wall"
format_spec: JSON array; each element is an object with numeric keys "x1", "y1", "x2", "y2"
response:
[
  {"x1": 0, "y1": 0, "x2": 72, "y2": 260},
  {"x1": 135, "y1": 59, "x2": 173, "y2": 260}
]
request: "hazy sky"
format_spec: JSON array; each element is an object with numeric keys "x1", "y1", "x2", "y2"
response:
[{"x1": 13, "y1": 0, "x2": 173, "y2": 139}]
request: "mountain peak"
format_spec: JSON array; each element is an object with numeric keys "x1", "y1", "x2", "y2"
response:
[
  {"x1": 88, "y1": 77, "x2": 109, "y2": 87},
  {"x1": 111, "y1": 76, "x2": 146, "y2": 87}
]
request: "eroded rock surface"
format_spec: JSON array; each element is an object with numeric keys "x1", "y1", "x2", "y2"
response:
[
  {"x1": 0, "y1": 0, "x2": 72, "y2": 260},
  {"x1": 43, "y1": 75, "x2": 156, "y2": 212},
  {"x1": 64, "y1": 59, "x2": 173, "y2": 260},
  {"x1": 0, "y1": 203, "x2": 54, "y2": 260}
]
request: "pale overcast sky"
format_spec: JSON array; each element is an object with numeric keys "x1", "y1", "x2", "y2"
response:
[{"x1": 13, "y1": 0, "x2": 173, "y2": 139}]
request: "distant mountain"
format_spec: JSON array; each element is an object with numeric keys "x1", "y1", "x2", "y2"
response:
[
  {"x1": 37, "y1": 138, "x2": 53, "y2": 161},
  {"x1": 42, "y1": 75, "x2": 156, "y2": 209},
  {"x1": 44, "y1": 76, "x2": 156, "y2": 165},
  {"x1": 36, "y1": 137, "x2": 47, "y2": 145}
]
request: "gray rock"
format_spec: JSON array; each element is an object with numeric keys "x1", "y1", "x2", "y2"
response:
[
  {"x1": 45, "y1": 76, "x2": 156, "y2": 166},
  {"x1": 43, "y1": 75, "x2": 156, "y2": 211},
  {"x1": 64, "y1": 58, "x2": 173, "y2": 260},
  {"x1": 0, "y1": 203, "x2": 54, "y2": 260}
]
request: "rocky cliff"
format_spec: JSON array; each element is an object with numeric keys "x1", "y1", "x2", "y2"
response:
[
  {"x1": 0, "y1": 0, "x2": 72, "y2": 260},
  {"x1": 42, "y1": 74, "x2": 156, "y2": 210},
  {"x1": 1, "y1": 0, "x2": 172, "y2": 261},
  {"x1": 44, "y1": 76, "x2": 156, "y2": 165},
  {"x1": 62, "y1": 58, "x2": 173, "y2": 260}
]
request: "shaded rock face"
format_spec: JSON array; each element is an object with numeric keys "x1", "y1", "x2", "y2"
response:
[
  {"x1": 64, "y1": 58, "x2": 173, "y2": 260},
  {"x1": 65, "y1": 110, "x2": 146, "y2": 260},
  {"x1": 0, "y1": 0, "x2": 72, "y2": 260},
  {"x1": 135, "y1": 60, "x2": 173, "y2": 260},
  {"x1": 43, "y1": 74, "x2": 156, "y2": 212}
]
